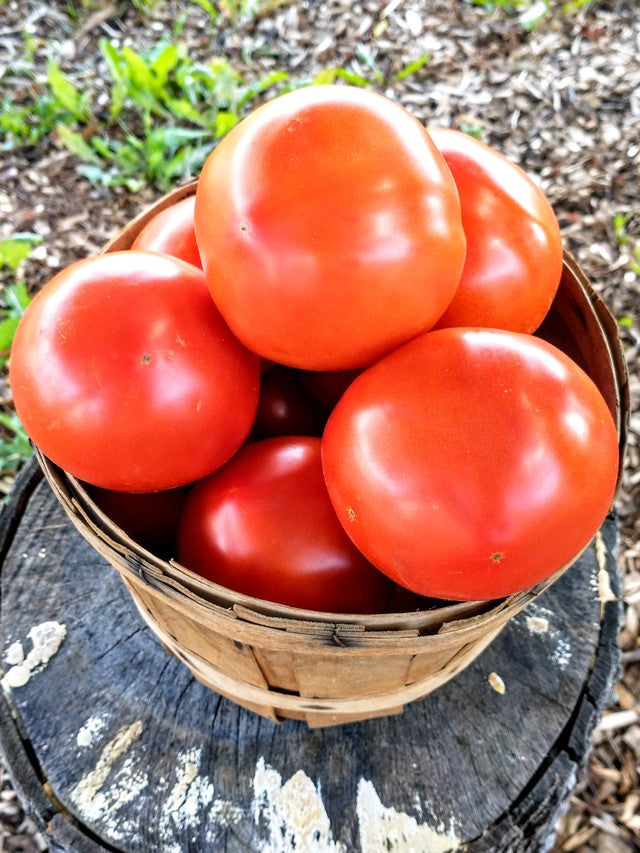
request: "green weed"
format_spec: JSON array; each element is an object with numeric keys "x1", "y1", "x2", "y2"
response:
[
  {"x1": 0, "y1": 60, "x2": 91, "y2": 149},
  {"x1": 54, "y1": 41, "x2": 290, "y2": 190},
  {"x1": 612, "y1": 213, "x2": 640, "y2": 277},
  {"x1": 314, "y1": 50, "x2": 431, "y2": 89},
  {"x1": 0, "y1": 234, "x2": 40, "y2": 369},
  {"x1": 0, "y1": 411, "x2": 33, "y2": 484},
  {"x1": 0, "y1": 234, "x2": 40, "y2": 484}
]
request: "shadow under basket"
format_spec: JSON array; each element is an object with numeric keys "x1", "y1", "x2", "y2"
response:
[{"x1": 36, "y1": 183, "x2": 629, "y2": 728}]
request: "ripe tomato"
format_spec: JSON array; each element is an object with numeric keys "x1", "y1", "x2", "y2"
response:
[
  {"x1": 300, "y1": 367, "x2": 361, "y2": 411},
  {"x1": 177, "y1": 437, "x2": 393, "y2": 613},
  {"x1": 429, "y1": 129, "x2": 563, "y2": 333},
  {"x1": 131, "y1": 195, "x2": 202, "y2": 268},
  {"x1": 253, "y1": 365, "x2": 326, "y2": 439},
  {"x1": 195, "y1": 85, "x2": 466, "y2": 370},
  {"x1": 10, "y1": 251, "x2": 260, "y2": 492},
  {"x1": 322, "y1": 328, "x2": 619, "y2": 601}
]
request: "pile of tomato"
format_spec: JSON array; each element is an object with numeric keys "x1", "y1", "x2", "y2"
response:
[{"x1": 10, "y1": 86, "x2": 619, "y2": 610}]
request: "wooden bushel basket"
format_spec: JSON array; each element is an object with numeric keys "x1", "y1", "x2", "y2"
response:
[{"x1": 35, "y1": 182, "x2": 629, "y2": 728}]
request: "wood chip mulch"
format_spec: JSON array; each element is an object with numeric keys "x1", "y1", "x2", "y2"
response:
[{"x1": 1, "y1": 1, "x2": 638, "y2": 851}]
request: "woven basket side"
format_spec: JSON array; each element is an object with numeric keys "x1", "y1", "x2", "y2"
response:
[{"x1": 153, "y1": 621, "x2": 505, "y2": 727}]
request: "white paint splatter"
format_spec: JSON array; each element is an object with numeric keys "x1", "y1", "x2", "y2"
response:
[
  {"x1": 525, "y1": 615, "x2": 549, "y2": 635},
  {"x1": 1, "y1": 621, "x2": 66, "y2": 689},
  {"x1": 551, "y1": 637, "x2": 572, "y2": 671},
  {"x1": 158, "y1": 747, "x2": 242, "y2": 853},
  {"x1": 70, "y1": 720, "x2": 145, "y2": 824},
  {"x1": 2, "y1": 664, "x2": 31, "y2": 688},
  {"x1": 516, "y1": 605, "x2": 576, "y2": 671},
  {"x1": 4, "y1": 641, "x2": 24, "y2": 666},
  {"x1": 25, "y1": 621, "x2": 67, "y2": 668},
  {"x1": 253, "y1": 757, "x2": 344, "y2": 853},
  {"x1": 356, "y1": 779, "x2": 461, "y2": 852},
  {"x1": 77, "y1": 716, "x2": 109, "y2": 748}
]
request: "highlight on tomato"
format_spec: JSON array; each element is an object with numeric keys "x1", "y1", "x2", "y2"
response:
[
  {"x1": 429, "y1": 128, "x2": 563, "y2": 334},
  {"x1": 195, "y1": 85, "x2": 466, "y2": 370},
  {"x1": 131, "y1": 195, "x2": 202, "y2": 268},
  {"x1": 177, "y1": 436, "x2": 393, "y2": 613},
  {"x1": 10, "y1": 251, "x2": 260, "y2": 492},
  {"x1": 322, "y1": 327, "x2": 619, "y2": 602}
]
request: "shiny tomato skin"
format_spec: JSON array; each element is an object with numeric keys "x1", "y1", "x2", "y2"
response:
[
  {"x1": 177, "y1": 437, "x2": 393, "y2": 613},
  {"x1": 10, "y1": 251, "x2": 260, "y2": 492},
  {"x1": 131, "y1": 195, "x2": 202, "y2": 268},
  {"x1": 195, "y1": 85, "x2": 466, "y2": 370},
  {"x1": 430, "y1": 128, "x2": 563, "y2": 333},
  {"x1": 253, "y1": 366, "x2": 327, "y2": 439},
  {"x1": 322, "y1": 328, "x2": 619, "y2": 601}
]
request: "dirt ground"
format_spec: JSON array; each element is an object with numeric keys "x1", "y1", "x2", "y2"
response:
[{"x1": 1, "y1": 1, "x2": 638, "y2": 850}]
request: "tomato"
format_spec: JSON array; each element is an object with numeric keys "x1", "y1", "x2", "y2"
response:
[
  {"x1": 253, "y1": 365, "x2": 326, "y2": 439},
  {"x1": 177, "y1": 437, "x2": 393, "y2": 613},
  {"x1": 10, "y1": 251, "x2": 260, "y2": 492},
  {"x1": 300, "y1": 367, "x2": 361, "y2": 412},
  {"x1": 195, "y1": 85, "x2": 466, "y2": 370},
  {"x1": 322, "y1": 328, "x2": 619, "y2": 601},
  {"x1": 131, "y1": 195, "x2": 202, "y2": 268},
  {"x1": 87, "y1": 484, "x2": 189, "y2": 557},
  {"x1": 429, "y1": 128, "x2": 563, "y2": 333}
]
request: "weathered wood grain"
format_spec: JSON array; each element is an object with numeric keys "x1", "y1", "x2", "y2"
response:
[{"x1": 0, "y1": 460, "x2": 621, "y2": 852}]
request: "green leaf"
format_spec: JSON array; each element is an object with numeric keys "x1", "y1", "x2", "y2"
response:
[
  {"x1": 0, "y1": 235, "x2": 40, "y2": 271},
  {"x1": 459, "y1": 122, "x2": 485, "y2": 140},
  {"x1": 395, "y1": 54, "x2": 431, "y2": 82},
  {"x1": 618, "y1": 316, "x2": 634, "y2": 328},
  {"x1": 313, "y1": 68, "x2": 338, "y2": 85},
  {"x1": 47, "y1": 59, "x2": 89, "y2": 121},
  {"x1": 214, "y1": 110, "x2": 238, "y2": 138},
  {"x1": 613, "y1": 212, "x2": 630, "y2": 244},
  {"x1": 150, "y1": 42, "x2": 180, "y2": 84},
  {"x1": 325, "y1": 67, "x2": 371, "y2": 88},
  {"x1": 100, "y1": 39, "x2": 129, "y2": 119},
  {"x1": 0, "y1": 316, "x2": 19, "y2": 357},
  {"x1": 237, "y1": 69, "x2": 289, "y2": 108},
  {"x1": 191, "y1": 0, "x2": 218, "y2": 16},
  {"x1": 56, "y1": 125, "x2": 102, "y2": 164},
  {"x1": 164, "y1": 96, "x2": 209, "y2": 125},
  {"x1": 3, "y1": 281, "x2": 31, "y2": 314},
  {"x1": 0, "y1": 411, "x2": 33, "y2": 472},
  {"x1": 122, "y1": 46, "x2": 156, "y2": 92}
]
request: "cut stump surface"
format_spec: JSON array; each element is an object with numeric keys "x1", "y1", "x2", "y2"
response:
[{"x1": 0, "y1": 459, "x2": 621, "y2": 852}]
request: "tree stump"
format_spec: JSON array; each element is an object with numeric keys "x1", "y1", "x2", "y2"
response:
[{"x1": 0, "y1": 459, "x2": 621, "y2": 852}]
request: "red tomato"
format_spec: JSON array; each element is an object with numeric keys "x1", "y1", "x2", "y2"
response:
[
  {"x1": 322, "y1": 328, "x2": 619, "y2": 601},
  {"x1": 429, "y1": 128, "x2": 563, "y2": 333},
  {"x1": 195, "y1": 85, "x2": 466, "y2": 370},
  {"x1": 177, "y1": 437, "x2": 393, "y2": 613},
  {"x1": 10, "y1": 251, "x2": 260, "y2": 492},
  {"x1": 253, "y1": 365, "x2": 327, "y2": 439},
  {"x1": 131, "y1": 195, "x2": 202, "y2": 268},
  {"x1": 300, "y1": 368, "x2": 361, "y2": 411},
  {"x1": 87, "y1": 484, "x2": 189, "y2": 556}
]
